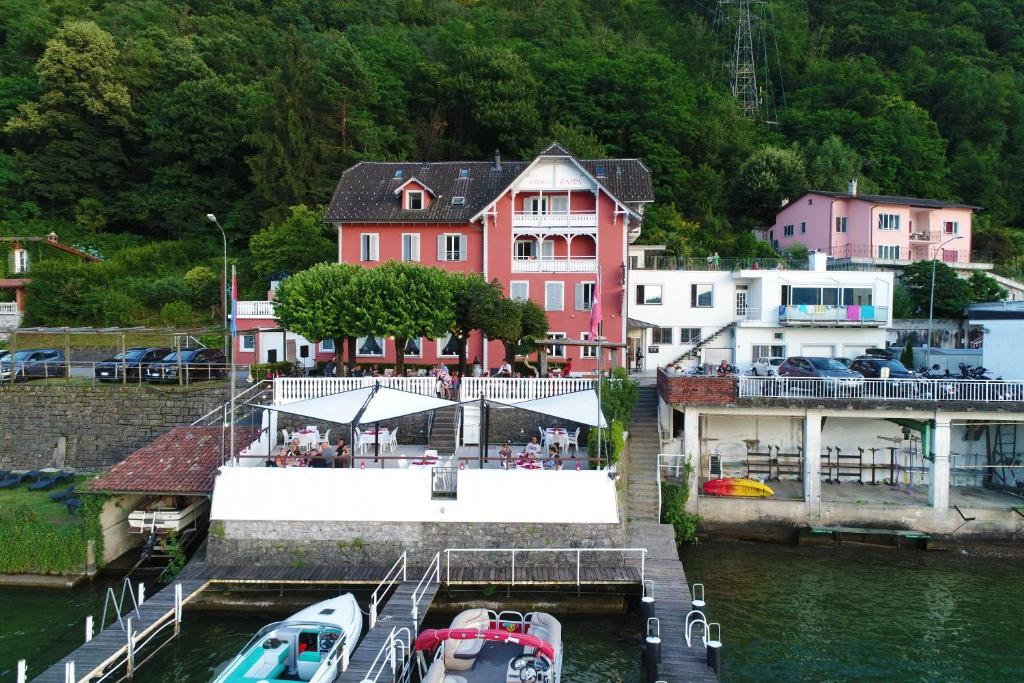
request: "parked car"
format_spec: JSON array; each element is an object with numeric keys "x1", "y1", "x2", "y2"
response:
[
  {"x1": 145, "y1": 348, "x2": 227, "y2": 383},
  {"x1": 94, "y1": 347, "x2": 172, "y2": 382},
  {"x1": 0, "y1": 349, "x2": 9, "y2": 361},
  {"x1": 0, "y1": 348, "x2": 65, "y2": 381},
  {"x1": 848, "y1": 357, "x2": 919, "y2": 380},
  {"x1": 778, "y1": 356, "x2": 864, "y2": 394},
  {"x1": 752, "y1": 356, "x2": 786, "y2": 376}
]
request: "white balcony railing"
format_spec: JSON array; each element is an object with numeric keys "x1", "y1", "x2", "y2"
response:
[
  {"x1": 778, "y1": 305, "x2": 888, "y2": 326},
  {"x1": 0, "y1": 302, "x2": 18, "y2": 314},
  {"x1": 734, "y1": 306, "x2": 762, "y2": 321},
  {"x1": 236, "y1": 300, "x2": 277, "y2": 318},
  {"x1": 273, "y1": 376, "x2": 438, "y2": 403},
  {"x1": 511, "y1": 257, "x2": 598, "y2": 273},
  {"x1": 459, "y1": 377, "x2": 594, "y2": 401},
  {"x1": 738, "y1": 376, "x2": 1024, "y2": 403},
  {"x1": 512, "y1": 211, "x2": 597, "y2": 228}
]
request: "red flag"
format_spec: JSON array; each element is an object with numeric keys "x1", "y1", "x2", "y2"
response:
[
  {"x1": 230, "y1": 266, "x2": 238, "y2": 336},
  {"x1": 588, "y1": 275, "x2": 602, "y2": 338}
]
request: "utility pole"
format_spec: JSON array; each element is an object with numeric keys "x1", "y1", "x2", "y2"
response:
[{"x1": 716, "y1": 0, "x2": 781, "y2": 121}]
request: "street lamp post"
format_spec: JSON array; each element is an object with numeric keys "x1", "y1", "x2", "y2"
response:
[
  {"x1": 206, "y1": 214, "x2": 229, "y2": 361},
  {"x1": 926, "y1": 235, "x2": 964, "y2": 369}
]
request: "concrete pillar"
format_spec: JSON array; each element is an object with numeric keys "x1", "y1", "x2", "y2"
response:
[
  {"x1": 929, "y1": 418, "x2": 952, "y2": 509},
  {"x1": 684, "y1": 409, "x2": 700, "y2": 512},
  {"x1": 802, "y1": 410, "x2": 823, "y2": 509}
]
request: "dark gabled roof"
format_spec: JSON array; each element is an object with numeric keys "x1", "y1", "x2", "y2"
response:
[
  {"x1": 88, "y1": 426, "x2": 258, "y2": 495},
  {"x1": 797, "y1": 191, "x2": 980, "y2": 211},
  {"x1": 325, "y1": 145, "x2": 654, "y2": 224}
]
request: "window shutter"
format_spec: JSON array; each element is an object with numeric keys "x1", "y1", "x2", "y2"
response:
[
  {"x1": 370, "y1": 235, "x2": 379, "y2": 261},
  {"x1": 635, "y1": 286, "x2": 643, "y2": 305},
  {"x1": 459, "y1": 234, "x2": 468, "y2": 261},
  {"x1": 437, "y1": 235, "x2": 446, "y2": 261},
  {"x1": 575, "y1": 283, "x2": 585, "y2": 311},
  {"x1": 690, "y1": 284, "x2": 697, "y2": 308},
  {"x1": 411, "y1": 234, "x2": 420, "y2": 261}
]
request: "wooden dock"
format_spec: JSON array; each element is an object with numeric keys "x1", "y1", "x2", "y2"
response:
[
  {"x1": 32, "y1": 579, "x2": 209, "y2": 683},
  {"x1": 628, "y1": 522, "x2": 719, "y2": 683}
]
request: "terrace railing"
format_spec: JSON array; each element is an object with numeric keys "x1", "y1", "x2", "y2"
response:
[
  {"x1": 272, "y1": 376, "x2": 438, "y2": 403},
  {"x1": 459, "y1": 376, "x2": 594, "y2": 401},
  {"x1": 235, "y1": 300, "x2": 276, "y2": 317},
  {"x1": 737, "y1": 376, "x2": 1024, "y2": 403}
]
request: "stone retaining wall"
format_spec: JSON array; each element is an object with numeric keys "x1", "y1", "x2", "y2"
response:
[
  {"x1": 208, "y1": 519, "x2": 627, "y2": 568},
  {"x1": 0, "y1": 384, "x2": 231, "y2": 470}
]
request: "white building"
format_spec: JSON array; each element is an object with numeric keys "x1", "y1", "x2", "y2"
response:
[
  {"x1": 627, "y1": 251, "x2": 894, "y2": 370},
  {"x1": 967, "y1": 300, "x2": 1024, "y2": 380}
]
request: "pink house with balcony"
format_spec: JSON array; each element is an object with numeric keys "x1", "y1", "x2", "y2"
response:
[
  {"x1": 316, "y1": 142, "x2": 653, "y2": 372},
  {"x1": 766, "y1": 181, "x2": 979, "y2": 264}
]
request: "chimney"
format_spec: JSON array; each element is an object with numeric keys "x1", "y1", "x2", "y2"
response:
[
  {"x1": 46, "y1": 231, "x2": 58, "y2": 243},
  {"x1": 780, "y1": 197, "x2": 789, "y2": 207},
  {"x1": 848, "y1": 178, "x2": 858, "y2": 196},
  {"x1": 493, "y1": 148, "x2": 502, "y2": 172}
]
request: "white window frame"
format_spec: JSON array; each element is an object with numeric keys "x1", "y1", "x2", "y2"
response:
[
  {"x1": 547, "y1": 332, "x2": 566, "y2": 358},
  {"x1": 510, "y1": 281, "x2": 529, "y2": 301},
  {"x1": 878, "y1": 213, "x2": 901, "y2": 231},
  {"x1": 13, "y1": 248, "x2": 28, "y2": 273},
  {"x1": 525, "y1": 196, "x2": 548, "y2": 214},
  {"x1": 240, "y1": 334, "x2": 256, "y2": 352},
  {"x1": 581, "y1": 332, "x2": 597, "y2": 358},
  {"x1": 679, "y1": 328, "x2": 701, "y2": 344},
  {"x1": 652, "y1": 327, "x2": 673, "y2": 345},
  {"x1": 783, "y1": 225, "x2": 794, "y2": 237},
  {"x1": 800, "y1": 222, "x2": 806, "y2": 234},
  {"x1": 403, "y1": 336, "x2": 422, "y2": 357},
  {"x1": 437, "y1": 333, "x2": 459, "y2": 358},
  {"x1": 752, "y1": 344, "x2": 786, "y2": 361},
  {"x1": 544, "y1": 281, "x2": 564, "y2": 311},
  {"x1": 539, "y1": 238, "x2": 555, "y2": 258},
  {"x1": 550, "y1": 195, "x2": 569, "y2": 215},
  {"x1": 360, "y1": 233, "x2": 379, "y2": 262},
  {"x1": 356, "y1": 336, "x2": 385, "y2": 357},
  {"x1": 835, "y1": 217, "x2": 848, "y2": 233},
  {"x1": 320, "y1": 339, "x2": 335, "y2": 352},
  {"x1": 636, "y1": 284, "x2": 663, "y2": 305},
  {"x1": 405, "y1": 190, "x2": 424, "y2": 210},
  {"x1": 944, "y1": 220, "x2": 959, "y2": 235},
  {"x1": 878, "y1": 245, "x2": 901, "y2": 260},
  {"x1": 514, "y1": 239, "x2": 535, "y2": 259},
  {"x1": 401, "y1": 233, "x2": 420, "y2": 262},
  {"x1": 575, "y1": 281, "x2": 595, "y2": 311},
  {"x1": 691, "y1": 283, "x2": 714, "y2": 308},
  {"x1": 439, "y1": 233, "x2": 466, "y2": 261}
]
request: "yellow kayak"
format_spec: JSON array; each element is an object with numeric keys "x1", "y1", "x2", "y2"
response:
[{"x1": 702, "y1": 478, "x2": 775, "y2": 497}]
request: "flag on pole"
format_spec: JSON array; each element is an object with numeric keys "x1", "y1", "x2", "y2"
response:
[
  {"x1": 230, "y1": 265, "x2": 238, "y2": 337},
  {"x1": 588, "y1": 272, "x2": 602, "y2": 338}
]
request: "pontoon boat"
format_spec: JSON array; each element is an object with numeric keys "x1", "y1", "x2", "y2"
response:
[{"x1": 415, "y1": 609, "x2": 562, "y2": 682}]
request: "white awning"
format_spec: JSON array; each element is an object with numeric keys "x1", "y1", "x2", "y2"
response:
[
  {"x1": 357, "y1": 386, "x2": 458, "y2": 423},
  {"x1": 264, "y1": 385, "x2": 459, "y2": 425},
  {"x1": 264, "y1": 386, "x2": 374, "y2": 424},
  {"x1": 498, "y1": 389, "x2": 608, "y2": 428}
]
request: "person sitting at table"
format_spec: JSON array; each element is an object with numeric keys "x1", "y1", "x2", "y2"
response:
[
  {"x1": 496, "y1": 360, "x2": 512, "y2": 377},
  {"x1": 335, "y1": 438, "x2": 351, "y2": 468},
  {"x1": 563, "y1": 358, "x2": 573, "y2": 376},
  {"x1": 317, "y1": 440, "x2": 336, "y2": 467},
  {"x1": 275, "y1": 437, "x2": 303, "y2": 467},
  {"x1": 543, "y1": 446, "x2": 558, "y2": 469},
  {"x1": 521, "y1": 436, "x2": 542, "y2": 458},
  {"x1": 498, "y1": 441, "x2": 514, "y2": 469},
  {"x1": 553, "y1": 453, "x2": 563, "y2": 471}
]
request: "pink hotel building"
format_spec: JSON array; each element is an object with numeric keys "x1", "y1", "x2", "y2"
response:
[
  {"x1": 233, "y1": 143, "x2": 653, "y2": 371},
  {"x1": 766, "y1": 180, "x2": 978, "y2": 264}
]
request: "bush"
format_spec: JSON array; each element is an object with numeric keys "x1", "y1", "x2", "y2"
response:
[
  {"x1": 661, "y1": 461, "x2": 701, "y2": 544},
  {"x1": 80, "y1": 288, "x2": 139, "y2": 327},
  {"x1": 160, "y1": 300, "x2": 193, "y2": 327},
  {"x1": 0, "y1": 495, "x2": 106, "y2": 574},
  {"x1": 184, "y1": 266, "x2": 219, "y2": 307},
  {"x1": 252, "y1": 361, "x2": 296, "y2": 378},
  {"x1": 600, "y1": 367, "x2": 640, "y2": 426}
]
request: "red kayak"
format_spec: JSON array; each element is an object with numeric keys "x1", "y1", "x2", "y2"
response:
[{"x1": 702, "y1": 478, "x2": 774, "y2": 497}]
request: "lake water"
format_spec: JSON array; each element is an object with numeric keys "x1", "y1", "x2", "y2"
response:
[
  {"x1": 4, "y1": 544, "x2": 1022, "y2": 682},
  {"x1": 680, "y1": 541, "x2": 1024, "y2": 682}
]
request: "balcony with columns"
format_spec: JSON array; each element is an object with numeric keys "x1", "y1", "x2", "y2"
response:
[{"x1": 511, "y1": 233, "x2": 598, "y2": 273}]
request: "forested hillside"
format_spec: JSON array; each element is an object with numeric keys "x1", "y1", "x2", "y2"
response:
[{"x1": 2, "y1": 0, "x2": 1024, "y2": 324}]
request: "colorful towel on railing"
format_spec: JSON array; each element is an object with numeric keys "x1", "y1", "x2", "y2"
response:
[
  {"x1": 815, "y1": 305, "x2": 826, "y2": 313},
  {"x1": 861, "y1": 305, "x2": 875, "y2": 319},
  {"x1": 846, "y1": 305, "x2": 861, "y2": 320},
  {"x1": 799, "y1": 304, "x2": 808, "y2": 314},
  {"x1": 779, "y1": 305, "x2": 787, "y2": 316}
]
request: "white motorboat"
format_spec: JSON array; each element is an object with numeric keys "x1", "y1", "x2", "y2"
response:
[
  {"x1": 414, "y1": 609, "x2": 562, "y2": 682},
  {"x1": 212, "y1": 594, "x2": 363, "y2": 683},
  {"x1": 128, "y1": 497, "x2": 209, "y2": 535}
]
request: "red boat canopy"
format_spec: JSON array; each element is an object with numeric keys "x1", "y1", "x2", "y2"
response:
[{"x1": 414, "y1": 628, "x2": 557, "y2": 662}]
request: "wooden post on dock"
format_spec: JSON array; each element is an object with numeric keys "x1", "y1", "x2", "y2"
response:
[
  {"x1": 16, "y1": 660, "x2": 26, "y2": 683},
  {"x1": 85, "y1": 615, "x2": 93, "y2": 642},
  {"x1": 126, "y1": 617, "x2": 135, "y2": 678}
]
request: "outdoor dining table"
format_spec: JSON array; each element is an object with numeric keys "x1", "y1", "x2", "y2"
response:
[
  {"x1": 409, "y1": 458, "x2": 438, "y2": 470},
  {"x1": 358, "y1": 428, "x2": 390, "y2": 452},
  {"x1": 544, "y1": 427, "x2": 569, "y2": 452},
  {"x1": 515, "y1": 460, "x2": 543, "y2": 470},
  {"x1": 292, "y1": 427, "x2": 321, "y2": 451}
]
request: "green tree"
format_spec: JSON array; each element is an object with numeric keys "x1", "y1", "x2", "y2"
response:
[
  {"x1": 899, "y1": 261, "x2": 972, "y2": 318},
  {"x1": 968, "y1": 271, "x2": 1008, "y2": 304},
  {"x1": 802, "y1": 135, "x2": 864, "y2": 192},
  {"x1": 485, "y1": 298, "x2": 549, "y2": 365},
  {"x1": 448, "y1": 274, "x2": 503, "y2": 378},
  {"x1": 358, "y1": 262, "x2": 454, "y2": 375},
  {"x1": 249, "y1": 205, "x2": 335, "y2": 280},
  {"x1": 273, "y1": 263, "x2": 365, "y2": 372},
  {"x1": 731, "y1": 146, "x2": 808, "y2": 224}
]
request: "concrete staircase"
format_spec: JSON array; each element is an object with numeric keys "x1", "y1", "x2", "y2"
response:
[
  {"x1": 627, "y1": 386, "x2": 661, "y2": 522},
  {"x1": 428, "y1": 405, "x2": 461, "y2": 454}
]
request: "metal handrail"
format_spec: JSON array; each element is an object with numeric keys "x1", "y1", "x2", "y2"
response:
[
  {"x1": 360, "y1": 626, "x2": 413, "y2": 683},
  {"x1": 444, "y1": 547, "x2": 647, "y2": 588},
  {"x1": 100, "y1": 579, "x2": 142, "y2": 631},
  {"x1": 370, "y1": 552, "x2": 408, "y2": 628},
  {"x1": 737, "y1": 375, "x2": 1024, "y2": 403},
  {"x1": 411, "y1": 553, "x2": 440, "y2": 625}
]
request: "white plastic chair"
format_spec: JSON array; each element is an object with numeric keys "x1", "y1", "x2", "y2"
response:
[
  {"x1": 354, "y1": 427, "x2": 364, "y2": 454},
  {"x1": 566, "y1": 428, "x2": 580, "y2": 456},
  {"x1": 281, "y1": 428, "x2": 291, "y2": 445},
  {"x1": 388, "y1": 428, "x2": 398, "y2": 452},
  {"x1": 323, "y1": 429, "x2": 331, "y2": 443}
]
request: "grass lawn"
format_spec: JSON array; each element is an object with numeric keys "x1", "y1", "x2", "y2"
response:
[
  {"x1": 6, "y1": 332, "x2": 185, "y2": 351},
  {"x1": 0, "y1": 474, "x2": 95, "y2": 525}
]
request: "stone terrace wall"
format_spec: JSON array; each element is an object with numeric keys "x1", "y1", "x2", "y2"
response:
[
  {"x1": 657, "y1": 370, "x2": 737, "y2": 405},
  {"x1": 209, "y1": 519, "x2": 627, "y2": 568},
  {"x1": 0, "y1": 384, "x2": 231, "y2": 470}
]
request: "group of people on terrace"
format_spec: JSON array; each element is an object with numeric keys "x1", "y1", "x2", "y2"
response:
[
  {"x1": 271, "y1": 435, "x2": 352, "y2": 468},
  {"x1": 496, "y1": 436, "x2": 566, "y2": 471}
]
